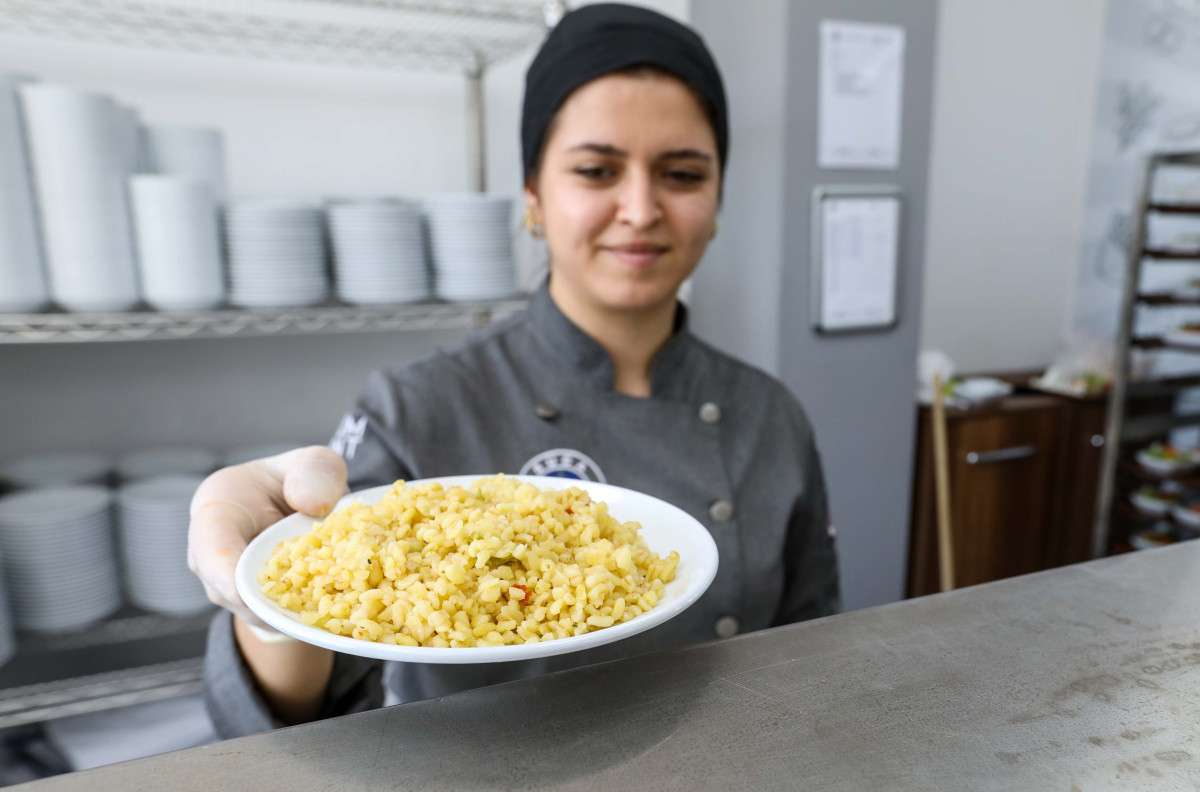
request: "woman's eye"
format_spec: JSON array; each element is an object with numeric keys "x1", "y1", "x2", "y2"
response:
[
  {"x1": 666, "y1": 170, "x2": 706, "y2": 185},
  {"x1": 574, "y1": 166, "x2": 615, "y2": 180}
]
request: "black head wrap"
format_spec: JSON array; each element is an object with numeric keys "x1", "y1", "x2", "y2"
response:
[{"x1": 521, "y1": 2, "x2": 728, "y2": 184}]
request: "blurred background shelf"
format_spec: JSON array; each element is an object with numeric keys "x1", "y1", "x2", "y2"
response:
[
  {"x1": 0, "y1": 0, "x2": 560, "y2": 74},
  {"x1": 0, "y1": 297, "x2": 529, "y2": 344},
  {"x1": 0, "y1": 608, "x2": 211, "y2": 729}
]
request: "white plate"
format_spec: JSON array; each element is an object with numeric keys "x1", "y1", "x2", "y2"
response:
[
  {"x1": 1131, "y1": 492, "x2": 1174, "y2": 515},
  {"x1": 236, "y1": 475, "x2": 718, "y2": 664},
  {"x1": 1165, "y1": 330, "x2": 1200, "y2": 348},
  {"x1": 1172, "y1": 504, "x2": 1200, "y2": 529},
  {"x1": 1136, "y1": 449, "x2": 1197, "y2": 476}
]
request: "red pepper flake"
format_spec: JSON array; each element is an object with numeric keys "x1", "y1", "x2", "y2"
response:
[
  {"x1": 513, "y1": 583, "x2": 533, "y2": 606},
  {"x1": 565, "y1": 506, "x2": 573, "y2": 515}
]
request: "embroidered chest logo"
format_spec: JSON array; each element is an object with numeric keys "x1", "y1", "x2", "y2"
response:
[
  {"x1": 519, "y1": 448, "x2": 607, "y2": 483},
  {"x1": 330, "y1": 414, "x2": 367, "y2": 460}
]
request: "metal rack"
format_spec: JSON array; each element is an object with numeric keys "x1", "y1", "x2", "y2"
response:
[
  {"x1": 0, "y1": 0, "x2": 565, "y2": 190},
  {"x1": 0, "y1": 0, "x2": 556, "y2": 736},
  {"x1": 0, "y1": 298, "x2": 529, "y2": 344},
  {"x1": 1095, "y1": 150, "x2": 1200, "y2": 556},
  {"x1": 0, "y1": 609, "x2": 212, "y2": 729}
]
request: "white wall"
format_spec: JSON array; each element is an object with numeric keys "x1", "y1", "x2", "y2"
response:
[{"x1": 919, "y1": 0, "x2": 1105, "y2": 373}]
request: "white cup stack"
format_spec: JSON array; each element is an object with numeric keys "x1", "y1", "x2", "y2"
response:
[
  {"x1": 18, "y1": 83, "x2": 140, "y2": 312},
  {"x1": 141, "y1": 125, "x2": 227, "y2": 201},
  {"x1": 116, "y1": 476, "x2": 211, "y2": 616},
  {"x1": 224, "y1": 200, "x2": 330, "y2": 308},
  {"x1": 424, "y1": 194, "x2": 517, "y2": 301},
  {"x1": 0, "y1": 451, "x2": 110, "y2": 490},
  {"x1": 115, "y1": 447, "x2": 218, "y2": 483},
  {"x1": 130, "y1": 175, "x2": 225, "y2": 311},
  {"x1": 0, "y1": 73, "x2": 49, "y2": 313},
  {"x1": 328, "y1": 199, "x2": 430, "y2": 304},
  {"x1": 0, "y1": 486, "x2": 123, "y2": 633}
]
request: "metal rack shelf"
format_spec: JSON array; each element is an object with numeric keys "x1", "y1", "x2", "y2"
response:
[
  {"x1": 0, "y1": 0, "x2": 565, "y2": 190},
  {"x1": 0, "y1": 298, "x2": 528, "y2": 344},
  {"x1": 1142, "y1": 248, "x2": 1200, "y2": 261},
  {"x1": 0, "y1": 0, "x2": 557, "y2": 74},
  {"x1": 0, "y1": 608, "x2": 211, "y2": 728},
  {"x1": 1096, "y1": 149, "x2": 1200, "y2": 557},
  {"x1": 0, "y1": 659, "x2": 203, "y2": 730},
  {"x1": 1148, "y1": 203, "x2": 1200, "y2": 216}
]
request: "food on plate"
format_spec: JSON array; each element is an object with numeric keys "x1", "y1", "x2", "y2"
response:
[
  {"x1": 1131, "y1": 484, "x2": 1180, "y2": 512},
  {"x1": 1130, "y1": 528, "x2": 1174, "y2": 551},
  {"x1": 1142, "y1": 442, "x2": 1191, "y2": 463},
  {"x1": 258, "y1": 476, "x2": 679, "y2": 648}
]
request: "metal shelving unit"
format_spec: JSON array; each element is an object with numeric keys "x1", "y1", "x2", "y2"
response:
[
  {"x1": 0, "y1": 0, "x2": 558, "y2": 738},
  {"x1": 1095, "y1": 150, "x2": 1200, "y2": 556},
  {"x1": 0, "y1": 0, "x2": 565, "y2": 191},
  {"x1": 0, "y1": 609, "x2": 212, "y2": 729},
  {"x1": 0, "y1": 298, "x2": 529, "y2": 344}
]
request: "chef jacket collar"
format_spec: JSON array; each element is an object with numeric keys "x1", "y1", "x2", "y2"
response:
[{"x1": 528, "y1": 279, "x2": 693, "y2": 398}]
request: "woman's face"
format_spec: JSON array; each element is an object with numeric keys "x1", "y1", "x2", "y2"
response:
[{"x1": 527, "y1": 71, "x2": 720, "y2": 315}]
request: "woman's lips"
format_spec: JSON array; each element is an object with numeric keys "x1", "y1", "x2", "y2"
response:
[{"x1": 603, "y1": 245, "x2": 670, "y2": 268}]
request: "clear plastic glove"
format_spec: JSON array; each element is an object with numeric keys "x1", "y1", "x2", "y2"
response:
[{"x1": 187, "y1": 446, "x2": 347, "y2": 630}]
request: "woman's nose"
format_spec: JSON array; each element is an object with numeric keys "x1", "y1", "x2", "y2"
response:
[{"x1": 616, "y1": 170, "x2": 663, "y2": 229}]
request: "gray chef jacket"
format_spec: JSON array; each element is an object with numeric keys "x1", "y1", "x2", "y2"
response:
[{"x1": 204, "y1": 283, "x2": 840, "y2": 738}]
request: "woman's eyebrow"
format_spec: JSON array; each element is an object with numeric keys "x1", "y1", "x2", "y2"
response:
[{"x1": 566, "y1": 143, "x2": 713, "y2": 162}]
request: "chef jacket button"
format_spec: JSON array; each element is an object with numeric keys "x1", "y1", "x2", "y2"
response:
[
  {"x1": 715, "y1": 615, "x2": 740, "y2": 639},
  {"x1": 709, "y1": 499, "x2": 734, "y2": 522},
  {"x1": 698, "y1": 402, "x2": 722, "y2": 424},
  {"x1": 534, "y1": 403, "x2": 559, "y2": 421}
]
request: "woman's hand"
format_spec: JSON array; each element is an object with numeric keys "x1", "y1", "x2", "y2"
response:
[{"x1": 188, "y1": 446, "x2": 347, "y2": 627}]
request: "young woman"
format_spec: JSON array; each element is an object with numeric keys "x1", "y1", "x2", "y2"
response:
[{"x1": 189, "y1": 2, "x2": 840, "y2": 739}]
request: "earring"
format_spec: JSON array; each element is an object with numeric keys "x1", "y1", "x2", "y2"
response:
[{"x1": 523, "y1": 205, "x2": 544, "y2": 239}]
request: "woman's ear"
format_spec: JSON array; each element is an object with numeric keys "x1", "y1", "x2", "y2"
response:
[{"x1": 522, "y1": 181, "x2": 544, "y2": 238}]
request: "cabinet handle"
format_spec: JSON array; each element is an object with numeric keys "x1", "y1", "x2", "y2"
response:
[
  {"x1": 1090, "y1": 434, "x2": 1105, "y2": 449},
  {"x1": 965, "y1": 445, "x2": 1037, "y2": 465}
]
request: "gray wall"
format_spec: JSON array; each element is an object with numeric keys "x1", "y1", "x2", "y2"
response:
[{"x1": 691, "y1": 0, "x2": 937, "y2": 610}]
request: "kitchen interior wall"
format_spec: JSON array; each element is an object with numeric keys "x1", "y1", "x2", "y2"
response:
[
  {"x1": 919, "y1": 0, "x2": 1106, "y2": 374},
  {"x1": 1070, "y1": 0, "x2": 1200, "y2": 359}
]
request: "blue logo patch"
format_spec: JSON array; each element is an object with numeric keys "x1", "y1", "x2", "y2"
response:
[{"x1": 519, "y1": 448, "x2": 606, "y2": 483}]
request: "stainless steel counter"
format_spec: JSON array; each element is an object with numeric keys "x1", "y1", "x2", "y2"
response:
[{"x1": 20, "y1": 543, "x2": 1200, "y2": 791}]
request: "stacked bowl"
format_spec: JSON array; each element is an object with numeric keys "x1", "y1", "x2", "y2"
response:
[
  {"x1": 0, "y1": 486, "x2": 122, "y2": 633},
  {"x1": 115, "y1": 476, "x2": 210, "y2": 616}
]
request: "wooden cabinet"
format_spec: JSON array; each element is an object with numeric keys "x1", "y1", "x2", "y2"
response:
[{"x1": 907, "y1": 393, "x2": 1106, "y2": 597}]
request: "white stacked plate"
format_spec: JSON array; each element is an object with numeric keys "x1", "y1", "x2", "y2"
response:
[
  {"x1": 0, "y1": 486, "x2": 122, "y2": 633},
  {"x1": 0, "y1": 73, "x2": 49, "y2": 313},
  {"x1": 116, "y1": 476, "x2": 210, "y2": 615},
  {"x1": 116, "y1": 447, "x2": 218, "y2": 483},
  {"x1": 18, "y1": 83, "x2": 140, "y2": 312},
  {"x1": 222, "y1": 443, "x2": 301, "y2": 466},
  {"x1": 0, "y1": 451, "x2": 110, "y2": 489},
  {"x1": 328, "y1": 199, "x2": 430, "y2": 304},
  {"x1": 0, "y1": 562, "x2": 14, "y2": 668},
  {"x1": 424, "y1": 194, "x2": 517, "y2": 301},
  {"x1": 224, "y1": 200, "x2": 329, "y2": 308}
]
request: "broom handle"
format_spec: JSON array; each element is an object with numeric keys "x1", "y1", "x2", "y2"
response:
[{"x1": 931, "y1": 373, "x2": 956, "y2": 592}]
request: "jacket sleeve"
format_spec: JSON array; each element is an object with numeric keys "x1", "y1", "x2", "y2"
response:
[
  {"x1": 203, "y1": 611, "x2": 386, "y2": 739},
  {"x1": 205, "y1": 369, "x2": 414, "y2": 739},
  {"x1": 772, "y1": 402, "x2": 842, "y2": 626}
]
